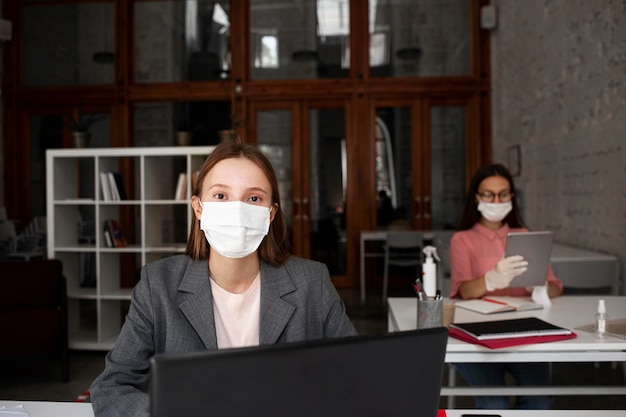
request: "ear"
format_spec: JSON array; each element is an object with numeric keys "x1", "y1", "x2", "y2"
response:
[
  {"x1": 269, "y1": 203, "x2": 279, "y2": 222},
  {"x1": 191, "y1": 196, "x2": 203, "y2": 221}
]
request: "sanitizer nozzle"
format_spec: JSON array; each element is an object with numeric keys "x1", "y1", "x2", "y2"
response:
[{"x1": 423, "y1": 246, "x2": 441, "y2": 263}]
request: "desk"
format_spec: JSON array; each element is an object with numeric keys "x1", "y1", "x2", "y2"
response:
[
  {"x1": 388, "y1": 296, "x2": 626, "y2": 397},
  {"x1": 0, "y1": 401, "x2": 623, "y2": 417},
  {"x1": 445, "y1": 411, "x2": 625, "y2": 417},
  {"x1": 361, "y1": 231, "x2": 622, "y2": 303},
  {"x1": 550, "y1": 243, "x2": 621, "y2": 294},
  {"x1": 0, "y1": 401, "x2": 94, "y2": 417}
]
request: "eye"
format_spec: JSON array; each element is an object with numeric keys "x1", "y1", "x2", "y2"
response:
[
  {"x1": 213, "y1": 193, "x2": 226, "y2": 200},
  {"x1": 248, "y1": 196, "x2": 261, "y2": 203}
]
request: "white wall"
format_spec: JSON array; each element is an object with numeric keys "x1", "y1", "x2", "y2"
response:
[{"x1": 490, "y1": 0, "x2": 625, "y2": 292}]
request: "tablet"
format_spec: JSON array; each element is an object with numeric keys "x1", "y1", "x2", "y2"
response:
[{"x1": 504, "y1": 231, "x2": 554, "y2": 287}]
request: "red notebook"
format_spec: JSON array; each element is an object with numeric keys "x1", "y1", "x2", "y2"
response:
[{"x1": 449, "y1": 326, "x2": 577, "y2": 349}]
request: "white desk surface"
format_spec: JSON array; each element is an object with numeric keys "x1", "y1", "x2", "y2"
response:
[
  {"x1": 388, "y1": 296, "x2": 626, "y2": 363},
  {"x1": 1, "y1": 401, "x2": 624, "y2": 417},
  {"x1": 0, "y1": 401, "x2": 94, "y2": 417},
  {"x1": 550, "y1": 243, "x2": 618, "y2": 262},
  {"x1": 445, "y1": 411, "x2": 625, "y2": 417}
]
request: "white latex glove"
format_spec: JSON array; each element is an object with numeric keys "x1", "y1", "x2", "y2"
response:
[
  {"x1": 484, "y1": 255, "x2": 528, "y2": 291},
  {"x1": 531, "y1": 284, "x2": 552, "y2": 306}
]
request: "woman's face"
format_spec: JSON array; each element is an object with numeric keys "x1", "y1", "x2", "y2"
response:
[
  {"x1": 192, "y1": 157, "x2": 277, "y2": 222},
  {"x1": 476, "y1": 175, "x2": 511, "y2": 204}
]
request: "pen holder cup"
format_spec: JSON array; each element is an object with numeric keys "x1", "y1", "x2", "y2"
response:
[{"x1": 417, "y1": 298, "x2": 443, "y2": 329}]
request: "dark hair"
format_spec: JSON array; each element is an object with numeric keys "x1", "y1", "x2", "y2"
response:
[
  {"x1": 456, "y1": 163, "x2": 527, "y2": 231},
  {"x1": 185, "y1": 139, "x2": 291, "y2": 266}
]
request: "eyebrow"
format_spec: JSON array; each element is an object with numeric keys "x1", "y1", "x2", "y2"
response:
[
  {"x1": 479, "y1": 188, "x2": 510, "y2": 193},
  {"x1": 208, "y1": 184, "x2": 269, "y2": 195}
]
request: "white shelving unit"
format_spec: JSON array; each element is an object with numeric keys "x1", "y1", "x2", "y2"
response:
[{"x1": 46, "y1": 146, "x2": 215, "y2": 350}]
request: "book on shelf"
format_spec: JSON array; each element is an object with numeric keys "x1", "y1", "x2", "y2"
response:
[
  {"x1": 455, "y1": 296, "x2": 543, "y2": 315},
  {"x1": 100, "y1": 172, "x2": 112, "y2": 201},
  {"x1": 108, "y1": 172, "x2": 121, "y2": 201},
  {"x1": 100, "y1": 171, "x2": 127, "y2": 201},
  {"x1": 174, "y1": 172, "x2": 187, "y2": 200},
  {"x1": 112, "y1": 172, "x2": 128, "y2": 200},
  {"x1": 104, "y1": 219, "x2": 127, "y2": 248}
]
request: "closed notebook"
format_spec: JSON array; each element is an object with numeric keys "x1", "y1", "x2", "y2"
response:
[
  {"x1": 448, "y1": 326, "x2": 577, "y2": 349},
  {"x1": 455, "y1": 296, "x2": 542, "y2": 315},
  {"x1": 449, "y1": 316, "x2": 573, "y2": 340}
]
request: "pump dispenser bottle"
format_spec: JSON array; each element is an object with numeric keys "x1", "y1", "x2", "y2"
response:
[
  {"x1": 595, "y1": 299, "x2": 609, "y2": 338},
  {"x1": 422, "y1": 246, "x2": 440, "y2": 298}
]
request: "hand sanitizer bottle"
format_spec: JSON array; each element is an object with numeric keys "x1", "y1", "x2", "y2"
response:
[
  {"x1": 422, "y1": 246, "x2": 441, "y2": 298},
  {"x1": 595, "y1": 299, "x2": 609, "y2": 338}
]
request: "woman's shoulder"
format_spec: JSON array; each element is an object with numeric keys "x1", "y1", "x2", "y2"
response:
[
  {"x1": 145, "y1": 254, "x2": 191, "y2": 271},
  {"x1": 261, "y1": 257, "x2": 329, "y2": 282},
  {"x1": 142, "y1": 255, "x2": 200, "y2": 285},
  {"x1": 451, "y1": 227, "x2": 474, "y2": 241},
  {"x1": 282, "y1": 256, "x2": 328, "y2": 273}
]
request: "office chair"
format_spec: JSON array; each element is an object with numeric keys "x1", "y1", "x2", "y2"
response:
[{"x1": 382, "y1": 232, "x2": 425, "y2": 304}]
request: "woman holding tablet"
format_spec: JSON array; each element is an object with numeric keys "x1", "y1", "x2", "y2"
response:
[{"x1": 449, "y1": 163, "x2": 563, "y2": 410}]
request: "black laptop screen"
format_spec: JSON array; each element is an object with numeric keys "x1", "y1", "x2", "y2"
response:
[{"x1": 150, "y1": 328, "x2": 448, "y2": 417}]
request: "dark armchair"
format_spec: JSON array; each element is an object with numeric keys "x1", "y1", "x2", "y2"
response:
[{"x1": 0, "y1": 259, "x2": 69, "y2": 382}]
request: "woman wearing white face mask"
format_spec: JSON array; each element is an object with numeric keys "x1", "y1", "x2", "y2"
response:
[
  {"x1": 90, "y1": 139, "x2": 357, "y2": 417},
  {"x1": 449, "y1": 163, "x2": 563, "y2": 410}
]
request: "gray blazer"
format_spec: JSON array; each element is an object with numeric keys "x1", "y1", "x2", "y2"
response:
[{"x1": 90, "y1": 255, "x2": 357, "y2": 417}]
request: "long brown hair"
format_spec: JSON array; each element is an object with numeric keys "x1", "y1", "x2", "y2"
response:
[
  {"x1": 185, "y1": 139, "x2": 291, "y2": 265},
  {"x1": 457, "y1": 163, "x2": 527, "y2": 231}
]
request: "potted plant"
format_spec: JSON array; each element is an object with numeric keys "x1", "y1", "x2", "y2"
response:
[
  {"x1": 218, "y1": 112, "x2": 243, "y2": 142},
  {"x1": 173, "y1": 104, "x2": 195, "y2": 146},
  {"x1": 64, "y1": 108, "x2": 105, "y2": 148}
]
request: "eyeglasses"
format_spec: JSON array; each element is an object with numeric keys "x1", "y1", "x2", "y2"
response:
[{"x1": 476, "y1": 190, "x2": 514, "y2": 202}]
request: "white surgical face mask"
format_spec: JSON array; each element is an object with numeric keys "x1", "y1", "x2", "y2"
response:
[
  {"x1": 477, "y1": 201, "x2": 512, "y2": 223},
  {"x1": 200, "y1": 201, "x2": 271, "y2": 258}
]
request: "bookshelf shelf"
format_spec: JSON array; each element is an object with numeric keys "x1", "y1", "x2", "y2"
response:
[{"x1": 46, "y1": 146, "x2": 215, "y2": 350}]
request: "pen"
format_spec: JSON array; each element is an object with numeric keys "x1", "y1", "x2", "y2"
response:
[{"x1": 412, "y1": 283, "x2": 424, "y2": 300}]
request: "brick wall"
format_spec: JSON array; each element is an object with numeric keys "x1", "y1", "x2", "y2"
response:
[{"x1": 490, "y1": 0, "x2": 625, "y2": 292}]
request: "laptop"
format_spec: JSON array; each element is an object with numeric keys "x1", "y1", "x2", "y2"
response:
[
  {"x1": 150, "y1": 328, "x2": 448, "y2": 417},
  {"x1": 505, "y1": 231, "x2": 554, "y2": 287}
]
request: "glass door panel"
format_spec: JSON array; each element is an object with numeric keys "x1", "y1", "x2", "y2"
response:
[
  {"x1": 375, "y1": 103, "x2": 467, "y2": 231},
  {"x1": 255, "y1": 109, "x2": 294, "y2": 246},
  {"x1": 134, "y1": 1, "x2": 231, "y2": 82},
  {"x1": 254, "y1": 105, "x2": 347, "y2": 276},
  {"x1": 429, "y1": 106, "x2": 466, "y2": 230},
  {"x1": 369, "y1": 0, "x2": 470, "y2": 78},
  {"x1": 309, "y1": 107, "x2": 346, "y2": 275},
  {"x1": 24, "y1": 2, "x2": 115, "y2": 86},
  {"x1": 374, "y1": 107, "x2": 413, "y2": 229},
  {"x1": 250, "y1": 0, "x2": 350, "y2": 80}
]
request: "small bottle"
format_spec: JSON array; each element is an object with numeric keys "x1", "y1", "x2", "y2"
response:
[
  {"x1": 595, "y1": 299, "x2": 609, "y2": 338},
  {"x1": 422, "y1": 246, "x2": 441, "y2": 298}
]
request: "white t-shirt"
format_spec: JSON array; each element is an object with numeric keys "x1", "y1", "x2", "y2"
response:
[{"x1": 210, "y1": 272, "x2": 261, "y2": 349}]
